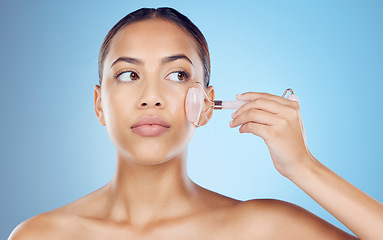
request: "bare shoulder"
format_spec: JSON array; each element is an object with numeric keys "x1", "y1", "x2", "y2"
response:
[
  {"x1": 8, "y1": 210, "x2": 74, "y2": 240},
  {"x1": 9, "y1": 212, "x2": 55, "y2": 240},
  {"x1": 8, "y1": 185, "x2": 112, "y2": 240},
  {"x1": 234, "y1": 199, "x2": 358, "y2": 239}
]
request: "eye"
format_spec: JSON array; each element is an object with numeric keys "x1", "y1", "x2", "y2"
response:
[
  {"x1": 116, "y1": 71, "x2": 139, "y2": 82},
  {"x1": 166, "y1": 71, "x2": 189, "y2": 82}
]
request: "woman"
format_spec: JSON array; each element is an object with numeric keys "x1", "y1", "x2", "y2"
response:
[{"x1": 9, "y1": 7, "x2": 383, "y2": 239}]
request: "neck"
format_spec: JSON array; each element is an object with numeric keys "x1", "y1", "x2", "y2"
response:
[{"x1": 105, "y1": 149, "x2": 200, "y2": 226}]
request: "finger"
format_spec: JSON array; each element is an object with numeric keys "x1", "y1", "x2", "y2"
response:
[
  {"x1": 237, "y1": 92, "x2": 296, "y2": 107},
  {"x1": 238, "y1": 122, "x2": 269, "y2": 140},
  {"x1": 232, "y1": 97, "x2": 285, "y2": 119},
  {"x1": 230, "y1": 108, "x2": 280, "y2": 128}
]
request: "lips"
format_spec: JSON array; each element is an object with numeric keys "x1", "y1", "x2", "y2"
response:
[{"x1": 131, "y1": 116, "x2": 171, "y2": 137}]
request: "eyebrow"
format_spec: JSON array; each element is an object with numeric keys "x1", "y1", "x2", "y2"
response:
[
  {"x1": 162, "y1": 54, "x2": 193, "y2": 66},
  {"x1": 110, "y1": 57, "x2": 143, "y2": 68},
  {"x1": 110, "y1": 54, "x2": 193, "y2": 68}
]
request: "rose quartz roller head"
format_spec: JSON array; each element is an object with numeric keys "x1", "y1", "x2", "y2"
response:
[
  {"x1": 185, "y1": 86, "x2": 204, "y2": 125},
  {"x1": 185, "y1": 82, "x2": 299, "y2": 127}
]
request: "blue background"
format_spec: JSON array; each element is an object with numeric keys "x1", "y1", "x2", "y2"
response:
[{"x1": 1, "y1": 0, "x2": 382, "y2": 238}]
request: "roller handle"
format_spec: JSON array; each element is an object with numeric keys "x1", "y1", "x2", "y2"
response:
[
  {"x1": 214, "y1": 95, "x2": 299, "y2": 110},
  {"x1": 221, "y1": 100, "x2": 248, "y2": 109}
]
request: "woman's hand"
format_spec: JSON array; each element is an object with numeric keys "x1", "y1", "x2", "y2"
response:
[
  {"x1": 230, "y1": 91, "x2": 383, "y2": 239},
  {"x1": 229, "y1": 92, "x2": 313, "y2": 179}
]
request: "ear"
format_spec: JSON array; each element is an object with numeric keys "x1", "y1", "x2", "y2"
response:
[
  {"x1": 94, "y1": 85, "x2": 106, "y2": 126},
  {"x1": 199, "y1": 85, "x2": 215, "y2": 126}
]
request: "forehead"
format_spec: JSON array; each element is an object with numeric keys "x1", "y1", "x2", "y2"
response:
[{"x1": 106, "y1": 18, "x2": 201, "y2": 65}]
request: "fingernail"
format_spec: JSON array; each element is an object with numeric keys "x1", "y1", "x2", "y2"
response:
[
  {"x1": 236, "y1": 94, "x2": 242, "y2": 99},
  {"x1": 229, "y1": 120, "x2": 233, "y2": 126},
  {"x1": 231, "y1": 112, "x2": 235, "y2": 118}
]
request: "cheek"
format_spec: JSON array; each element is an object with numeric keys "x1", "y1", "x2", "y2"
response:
[
  {"x1": 104, "y1": 89, "x2": 135, "y2": 123},
  {"x1": 169, "y1": 90, "x2": 196, "y2": 140},
  {"x1": 167, "y1": 88, "x2": 189, "y2": 123},
  {"x1": 102, "y1": 88, "x2": 137, "y2": 149}
]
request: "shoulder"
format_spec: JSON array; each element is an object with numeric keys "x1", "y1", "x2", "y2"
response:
[
  {"x1": 236, "y1": 198, "x2": 316, "y2": 218},
  {"x1": 233, "y1": 199, "x2": 358, "y2": 239},
  {"x1": 8, "y1": 210, "x2": 77, "y2": 240},
  {"x1": 8, "y1": 186, "x2": 109, "y2": 240}
]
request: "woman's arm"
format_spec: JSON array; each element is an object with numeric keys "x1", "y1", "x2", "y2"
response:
[
  {"x1": 230, "y1": 92, "x2": 383, "y2": 239},
  {"x1": 289, "y1": 154, "x2": 383, "y2": 239}
]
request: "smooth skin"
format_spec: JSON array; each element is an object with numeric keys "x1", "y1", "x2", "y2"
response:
[{"x1": 9, "y1": 18, "x2": 383, "y2": 240}]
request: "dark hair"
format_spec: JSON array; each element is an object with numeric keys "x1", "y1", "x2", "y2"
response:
[{"x1": 98, "y1": 7, "x2": 211, "y2": 88}]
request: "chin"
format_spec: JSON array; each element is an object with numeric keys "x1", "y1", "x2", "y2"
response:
[
  {"x1": 129, "y1": 152, "x2": 180, "y2": 166},
  {"x1": 123, "y1": 142, "x2": 184, "y2": 165},
  {"x1": 134, "y1": 158, "x2": 172, "y2": 166}
]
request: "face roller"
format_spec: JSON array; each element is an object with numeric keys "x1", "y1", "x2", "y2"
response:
[{"x1": 185, "y1": 82, "x2": 300, "y2": 127}]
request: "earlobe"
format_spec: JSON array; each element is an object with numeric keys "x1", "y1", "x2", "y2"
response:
[
  {"x1": 94, "y1": 85, "x2": 106, "y2": 126},
  {"x1": 199, "y1": 85, "x2": 215, "y2": 127}
]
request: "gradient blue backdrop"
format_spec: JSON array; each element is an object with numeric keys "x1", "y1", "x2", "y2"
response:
[{"x1": 1, "y1": 0, "x2": 382, "y2": 238}]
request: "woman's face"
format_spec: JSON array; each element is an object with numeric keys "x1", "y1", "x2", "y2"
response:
[{"x1": 94, "y1": 18, "x2": 213, "y2": 165}]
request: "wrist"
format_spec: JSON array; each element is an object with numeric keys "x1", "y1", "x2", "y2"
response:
[{"x1": 285, "y1": 154, "x2": 319, "y2": 183}]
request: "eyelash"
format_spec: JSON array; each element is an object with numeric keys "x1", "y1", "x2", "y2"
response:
[{"x1": 113, "y1": 70, "x2": 191, "y2": 82}]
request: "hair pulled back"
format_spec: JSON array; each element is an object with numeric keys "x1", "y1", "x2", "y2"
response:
[{"x1": 98, "y1": 7, "x2": 211, "y2": 88}]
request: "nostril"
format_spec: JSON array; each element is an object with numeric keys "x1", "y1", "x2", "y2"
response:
[{"x1": 140, "y1": 102, "x2": 162, "y2": 107}]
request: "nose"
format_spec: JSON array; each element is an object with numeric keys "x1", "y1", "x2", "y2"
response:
[{"x1": 137, "y1": 80, "x2": 165, "y2": 109}]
